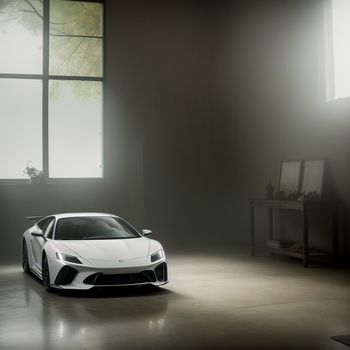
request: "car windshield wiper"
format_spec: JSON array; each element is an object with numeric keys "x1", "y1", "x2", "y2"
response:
[
  {"x1": 83, "y1": 236, "x2": 120, "y2": 240},
  {"x1": 83, "y1": 236, "x2": 137, "y2": 240}
]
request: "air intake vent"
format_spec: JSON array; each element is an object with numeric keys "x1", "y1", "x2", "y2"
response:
[
  {"x1": 154, "y1": 262, "x2": 167, "y2": 282},
  {"x1": 54, "y1": 265, "x2": 78, "y2": 285}
]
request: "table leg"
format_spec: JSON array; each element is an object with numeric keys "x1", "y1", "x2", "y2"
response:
[
  {"x1": 249, "y1": 204, "x2": 255, "y2": 256},
  {"x1": 268, "y1": 208, "x2": 273, "y2": 240},
  {"x1": 332, "y1": 204, "x2": 338, "y2": 266},
  {"x1": 302, "y1": 207, "x2": 309, "y2": 267}
]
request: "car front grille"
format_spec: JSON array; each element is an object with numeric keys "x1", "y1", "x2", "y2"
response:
[{"x1": 83, "y1": 270, "x2": 157, "y2": 286}]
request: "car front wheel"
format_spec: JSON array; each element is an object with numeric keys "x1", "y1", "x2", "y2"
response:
[{"x1": 42, "y1": 255, "x2": 52, "y2": 292}]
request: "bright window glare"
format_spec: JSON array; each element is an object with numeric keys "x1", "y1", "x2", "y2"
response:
[
  {"x1": 331, "y1": 0, "x2": 350, "y2": 99},
  {"x1": 0, "y1": 79, "x2": 42, "y2": 179},
  {"x1": 49, "y1": 81, "x2": 103, "y2": 178}
]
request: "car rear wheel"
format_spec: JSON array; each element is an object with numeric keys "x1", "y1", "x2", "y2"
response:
[
  {"x1": 22, "y1": 241, "x2": 30, "y2": 274},
  {"x1": 42, "y1": 255, "x2": 52, "y2": 292}
]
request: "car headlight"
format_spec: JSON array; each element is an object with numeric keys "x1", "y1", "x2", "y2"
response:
[
  {"x1": 56, "y1": 252, "x2": 82, "y2": 264},
  {"x1": 151, "y1": 249, "x2": 164, "y2": 262}
]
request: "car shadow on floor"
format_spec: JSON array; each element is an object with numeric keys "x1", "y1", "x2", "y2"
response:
[{"x1": 54, "y1": 285, "x2": 173, "y2": 298}]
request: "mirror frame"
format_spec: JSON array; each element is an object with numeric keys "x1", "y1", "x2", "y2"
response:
[
  {"x1": 142, "y1": 229, "x2": 153, "y2": 236},
  {"x1": 31, "y1": 228, "x2": 46, "y2": 239}
]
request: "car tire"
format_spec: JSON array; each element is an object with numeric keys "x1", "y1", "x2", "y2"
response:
[
  {"x1": 22, "y1": 240, "x2": 30, "y2": 274},
  {"x1": 42, "y1": 254, "x2": 52, "y2": 292}
]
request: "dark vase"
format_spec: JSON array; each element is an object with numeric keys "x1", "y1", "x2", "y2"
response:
[{"x1": 30, "y1": 176, "x2": 41, "y2": 185}]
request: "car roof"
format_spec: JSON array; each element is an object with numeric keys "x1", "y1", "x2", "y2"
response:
[{"x1": 50, "y1": 213, "x2": 118, "y2": 220}]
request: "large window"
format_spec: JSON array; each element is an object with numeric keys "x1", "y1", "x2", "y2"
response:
[
  {"x1": 326, "y1": 0, "x2": 350, "y2": 101},
  {"x1": 0, "y1": 0, "x2": 104, "y2": 180}
]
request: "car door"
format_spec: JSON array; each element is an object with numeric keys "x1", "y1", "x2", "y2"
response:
[{"x1": 30, "y1": 217, "x2": 54, "y2": 271}]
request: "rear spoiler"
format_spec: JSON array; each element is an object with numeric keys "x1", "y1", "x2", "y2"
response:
[{"x1": 26, "y1": 216, "x2": 45, "y2": 222}]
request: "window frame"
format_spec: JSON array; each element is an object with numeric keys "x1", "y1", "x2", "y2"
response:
[
  {"x1": 324, "y1": 0, "x2": 350, "y2": 102},
  {"x1": 0, "y1": 0, "x2": 105, "y2": 184},
  {"x1": 325, "y1": 0, "x2": 335, "y2": 102}
]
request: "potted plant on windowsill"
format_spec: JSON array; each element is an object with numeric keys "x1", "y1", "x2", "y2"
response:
[{"x1": 23, "y1": 161, "x2": 44, "y2": 184}]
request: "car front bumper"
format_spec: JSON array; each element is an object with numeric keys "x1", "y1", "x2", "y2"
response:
[{"x1": 51, "y1": 260, "x2": 168, "y2": 290}]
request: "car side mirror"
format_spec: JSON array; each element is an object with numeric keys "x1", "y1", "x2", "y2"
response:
[
  {"x1": 31, "y1": 228, "x2": 44, "y2": 238},
  {"x1": 142, "y1": 229, "x2": 152, "y2": 236}
]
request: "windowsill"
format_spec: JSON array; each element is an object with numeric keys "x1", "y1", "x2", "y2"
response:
[
  {"x1": 0, "y1": 177, "x2": 104, "y2": 186},
  {"x1": 46, "y1": 177, "x2": 104, "y2": 185},
  {"x1": 0, "y1": 179, "x2": 31, "y2": 186}
]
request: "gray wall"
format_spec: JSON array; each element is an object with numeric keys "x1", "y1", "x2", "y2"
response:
[
  {"x1": 217, "y1": 0, "x2": 350, "y2": 258},
  {"x1": 113, "y1": 1, "x2": 236, "y2": 251},
  {"x1": 1, "y1": 0, "x2": 349, "y2": 264}
]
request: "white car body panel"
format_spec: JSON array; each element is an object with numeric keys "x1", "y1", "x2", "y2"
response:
[
  {"x1": 22, "y1": 213, "x2": 168, "y2": 290},
  {"x1": 60, "y1": 239, "x2": 151, "y2": 266}
]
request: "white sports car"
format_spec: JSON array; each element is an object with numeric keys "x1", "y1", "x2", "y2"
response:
[{"x1": 22, "y1": 213, "x2": 168, "y2": 291}]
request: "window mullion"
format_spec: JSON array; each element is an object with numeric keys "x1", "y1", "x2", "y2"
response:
[{"x1": 42, "y1": 0, "x2": 50, "y2": 180}]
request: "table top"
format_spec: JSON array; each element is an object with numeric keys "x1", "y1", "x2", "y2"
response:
[{"x1": 249, "y1": 198, "x2": 334, "y2": 210}]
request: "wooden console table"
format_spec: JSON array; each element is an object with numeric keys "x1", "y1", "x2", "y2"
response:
[{"x1": 249, "y1": 199, "x2": 338, "y2": 267}]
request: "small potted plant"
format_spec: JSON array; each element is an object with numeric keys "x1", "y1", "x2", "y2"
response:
[{"x1": 23, "y1": 161, "x2": 44, "y2": 184}]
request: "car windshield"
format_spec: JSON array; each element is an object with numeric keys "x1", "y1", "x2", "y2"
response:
[{"x1": 55, "y1": 217, "x2": 141, "y2": 240}]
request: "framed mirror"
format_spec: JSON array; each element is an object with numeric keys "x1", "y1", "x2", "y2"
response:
[
  {"x1": 278, "y1": 161, "x2": 302, "y2": 200},
  {"x1": 301, "y1": 160, "x2": 325, "y2": 199}
]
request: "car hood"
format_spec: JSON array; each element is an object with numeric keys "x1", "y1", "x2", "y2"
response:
[{"x1": 58, "y1": 237, "x2": 151, "y2": 262}]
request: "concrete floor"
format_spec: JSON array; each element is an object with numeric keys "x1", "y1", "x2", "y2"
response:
[{"x1": 0, "y1": 254, "x2": 349, "y2": 350}]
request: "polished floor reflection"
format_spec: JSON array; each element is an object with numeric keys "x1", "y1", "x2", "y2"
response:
[{"x1": 0, "y1": 254, "x2": 349, "y2": 350}]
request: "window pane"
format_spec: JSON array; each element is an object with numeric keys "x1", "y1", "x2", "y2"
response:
[
  {"x1": 49, "y1": 80, "x2": 103, "y2": 178},
  {"x1": 49, "y1": 0, "x2": 103, "y2": 77},
  {"x1": 50, "y1": 37, "x2": 102, "y2": 77},
  {"x1": 0, "y1": 79, "x2": 42, "y2": 179},
  {"x1": 0, "y1": 0, "x2": 43, "y2": 74}
]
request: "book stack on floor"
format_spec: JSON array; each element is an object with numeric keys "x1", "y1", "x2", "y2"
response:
[{"x1": 267, "y1": 240, "x2": 295, "y2": 249}]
